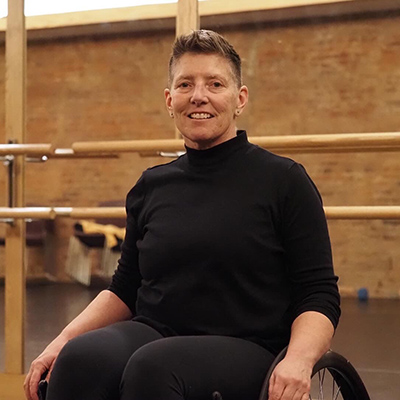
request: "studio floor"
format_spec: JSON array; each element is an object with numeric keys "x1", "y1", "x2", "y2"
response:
[{"x1": 1, "y1": 283, "x2": 399, "y2": 399}]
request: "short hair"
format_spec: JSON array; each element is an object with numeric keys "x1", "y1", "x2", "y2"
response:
[{"x1": 168, "y1": 29, "x2": 242, "y2": 88}]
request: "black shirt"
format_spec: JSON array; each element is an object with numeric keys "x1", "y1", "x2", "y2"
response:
[{"x1": 108, "y1": 131, "x2": 340, "y2": 354}]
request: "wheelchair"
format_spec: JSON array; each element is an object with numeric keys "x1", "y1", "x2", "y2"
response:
[{"x1": 38, "y1": 347, "x2": 370, "y2": 400}]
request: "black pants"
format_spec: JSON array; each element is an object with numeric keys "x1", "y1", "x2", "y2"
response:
[{"x1": 46, "y1": 321, "x2": 275, "y2": 400}]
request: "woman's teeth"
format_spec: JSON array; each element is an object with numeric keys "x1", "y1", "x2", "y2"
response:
[{"x1": 190, "y1": 113, "x2": 212, "y2": 119}]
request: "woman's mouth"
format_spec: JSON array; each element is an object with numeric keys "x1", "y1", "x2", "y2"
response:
[{"x1": 189, "y1": 113, "x2": 213, "y2": 119}]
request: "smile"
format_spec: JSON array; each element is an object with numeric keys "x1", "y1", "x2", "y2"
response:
[{"x1": 189, "y1": 113, "x2": 213, "y2": 119}]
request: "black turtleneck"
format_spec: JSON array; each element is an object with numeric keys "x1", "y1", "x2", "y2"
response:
[{"x1": 108, "y1": 131, "x2": 340, "y2": 354}]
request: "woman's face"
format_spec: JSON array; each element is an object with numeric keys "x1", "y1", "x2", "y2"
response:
[{"x1": 165, "y1": 53, "x2": 248, "y2": 150}]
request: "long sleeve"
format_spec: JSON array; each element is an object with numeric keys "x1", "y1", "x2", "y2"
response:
[
  {"x1": 107, "y1": 176, "x2": 145, "y2": 315},
  {"x1": 281, "y1": 163, "x2": 341, "y2": 328}
]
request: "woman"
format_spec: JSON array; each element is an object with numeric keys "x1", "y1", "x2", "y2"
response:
[{"x1": 25, "y1": 30, "x2": 340, "y2": 400}]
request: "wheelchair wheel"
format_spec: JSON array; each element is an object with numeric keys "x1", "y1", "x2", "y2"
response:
[
  {"x1": 258, "y1": 349, "x2": 370, "y2": 400},
  {"x1": 310, "y1": 350, "x2": 370, "y2": 400}
]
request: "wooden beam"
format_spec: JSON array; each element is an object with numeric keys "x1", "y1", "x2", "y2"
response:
[
  {"x1": 174, "y1": 0, "x2": 199, "y2": 139},
  {"x1": 4, "y1": 0, "x2": 26, "y2": 375},
  {"x1": 0, "y1": 373, "x2": 25, "y2": 400},
  {"x1": 200, "y1": 0, "x2": 400, "y2": 16},
  {"x1": 1, "y1": 0, "x2": 400, "y2": 41},
  {"x1": 177, "y1": 0, "x2": 199, "y2": 36}
]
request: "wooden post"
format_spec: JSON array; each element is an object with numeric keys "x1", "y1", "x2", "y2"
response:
[
  {"x1": 4, "y1": 0, "x2": 26, "y2": 382},
  {"x1": 176, "y1": 0, "x2": 199, "y2": 37},
  {"x1": 175, "y1": 0, "x2": 199, "y2": 139}
]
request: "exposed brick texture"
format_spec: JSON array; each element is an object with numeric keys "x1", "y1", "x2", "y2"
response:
[{"x1": 0, "y1": 12, "x2": 399, "y2": 297}]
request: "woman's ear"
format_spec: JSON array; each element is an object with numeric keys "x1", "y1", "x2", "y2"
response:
[
  {"x1": 164, "y1": 88, "x2": 174, "y2": 117},
  {"x1": 236, "y1": 85, "x2": 249, "y2": 116}
]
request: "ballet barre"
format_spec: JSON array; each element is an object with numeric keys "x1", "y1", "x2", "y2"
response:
[
  {"x1": 324, "y1": 206, "x2": 400, "y2": 220},
  {"x1": 1, "y1": 206, "x2": 400, "y2": 222},
  {"x1": 0, "y1": 143, "x2": 53, "y2": 156},
  {"x1": 2, "y1": 132, "x2": 400, "y2": 159},
  {"x1": 71, "y1": 132, "x2": 400, "y2": 154},
  {"x1": 51, "y1": 148, "x2": 119, "y2": 159},
  {"x1": 56, "y1": 206, "x2": 400, "y2": 220},
  {"x1": 54, "y1": 207, "x2": 126, "y2": 219},
  {"x1": 251, "y1": 132, "x2": 400, "y2": 153},
  {"x1": 57, "y1": 206, "x2": 400, "y2": 220},
  {"x1": 72, "y1": 138, "x2": 185, "y2": 153},
  {"x1": 0, "y1": 146, "x2": 119, "y2": 160},
  {"x1": 0, "y1": 207, "x2": 56, "y2": 220}
]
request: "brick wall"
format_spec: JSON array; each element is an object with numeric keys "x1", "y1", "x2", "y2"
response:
[{"x1": 0, "y1": 12, "x2": 399, "y2": 297}]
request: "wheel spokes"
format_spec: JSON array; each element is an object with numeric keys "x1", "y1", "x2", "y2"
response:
[
  {"x1": 318, "y1": 368, "x2": 326, "y2": 400},
  {"x1": 309, "y1": 368, "x2": 344, "y2": 400}
]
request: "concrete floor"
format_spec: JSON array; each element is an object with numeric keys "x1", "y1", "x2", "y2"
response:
[{"x1": 1, "y1": 283, "x2": 399, "y2": 399}]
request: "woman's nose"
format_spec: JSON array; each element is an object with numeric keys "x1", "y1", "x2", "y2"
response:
[{"x1": 190, "y1": 85, "x2": 208, "y2": 105}]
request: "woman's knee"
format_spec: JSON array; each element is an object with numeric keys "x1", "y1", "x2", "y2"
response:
[
  {"x1": 54, "y1": 321, "x2": 163, "y2": 376},
  {"x1": 47, "y1": 323, "x2": 164, "y2": 400},
  {"x1": 51, "y1": 332, "x2": 110, "y2": 381},
  {"x1": 53, "y1": 336, "x2": 88, "y2": 372},
  {"x1": 47, "y1": 333, "x2": 123, "y2": 400},
  {"x1": 120, "y1": 339, "x2": 184, "y2": 399}
]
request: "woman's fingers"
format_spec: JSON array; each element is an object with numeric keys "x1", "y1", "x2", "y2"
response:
[
  {"x1": 268, "y1": 358, "x2": 311, "y2": 400},
  {"x1": 24, "y1": 337, "x2": 68, "y2": 400},
  {"x1": 24, "y1": 360, "x2": 48, "y2": 400},
  {"x1": 269, "y1": 372, "x2": 285, "y2": 400}
]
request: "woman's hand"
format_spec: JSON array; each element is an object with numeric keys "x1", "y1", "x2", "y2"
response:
[
  {"x1": 268, "y1": 311, "x2": 335, "y2": 399},
  {"x1": 23, "y1": 290, "x2": 133, "y2": 399},
  {"x1": 23, "y1": 290, "x2": 133, "y2": 400},
  {"x1": 268, "y1": 355, "x2": 312, "y2": 400},
  {"x1": 24, "y1": 336, "x2": 68, "y2": 400}
]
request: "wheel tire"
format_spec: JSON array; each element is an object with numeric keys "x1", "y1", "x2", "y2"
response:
[{"x1": 312, "y1": 350, "x2": 370, "y2": 400}]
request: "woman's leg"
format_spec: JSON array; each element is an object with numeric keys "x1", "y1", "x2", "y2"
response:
[
  {"x1": 46, "y1": 321, "x2": 163, "y2": 400},
  {"x1": 120, "y1": 335, "x2": 275, "y2": 400}
]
